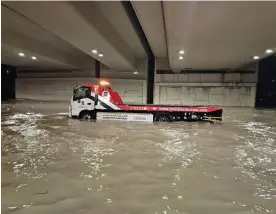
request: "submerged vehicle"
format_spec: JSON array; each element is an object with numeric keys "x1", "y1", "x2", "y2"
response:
[{"x1": 69, "y1": 81, "x2": 223, "y2": 123}]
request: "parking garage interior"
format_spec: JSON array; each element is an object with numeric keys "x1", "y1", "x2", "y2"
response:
[{"x1": 1, "y1": 1, "x2": 276, "y2": 213}]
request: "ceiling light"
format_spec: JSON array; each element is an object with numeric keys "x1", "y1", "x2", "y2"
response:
[
  {"x1": 179, "y1": 50, "x2": 185, "y2": 55},
  {"x1": 18, "y1": 52, "x2": 25, "y2": 57},
  {"x1": 179, "y1": 56, "x2": 183, "y2": 60},
  {"x1": 31, "y1": 56, "x2": 37, "y2": 60},
  {"x1": 92, "y1": 49, "x2": 98, "y2": 54},
  {"x1": 253, "y1": 56, "x2": 259, "y2": 60},
  {"x1": 265, "y1": 49, "x2": 273, "y2": 54},
  {"x1": 98, "y1": 53, "x2": 103, "y2": 57},
  {"x1": 133, "y1": 71, "x2": 139, "y2": 75}
]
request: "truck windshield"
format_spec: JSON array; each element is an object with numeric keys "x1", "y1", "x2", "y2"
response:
[{"x1": 73, "y1": 86, "x2": 91, "y2": 101}]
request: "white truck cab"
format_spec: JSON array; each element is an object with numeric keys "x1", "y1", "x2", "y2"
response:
[
  {"x1": 69, "y1": 82, "x2": 114, "y2": 119},
  {"x1": 69, "y1": 86, "x2": 96, "y2": 119}
]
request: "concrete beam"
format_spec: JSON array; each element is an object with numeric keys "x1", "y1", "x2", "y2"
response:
[
  {"x1": 2, "y1": 28, "x2": 84, "y2": 68},
  {"x1": 3, "y1": 1, "x2": 136, "y2": 70}
]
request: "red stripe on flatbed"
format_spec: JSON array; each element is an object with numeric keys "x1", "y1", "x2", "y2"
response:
[{"x1": 117, "y1": 105, "x2": 221, "y2": 113}]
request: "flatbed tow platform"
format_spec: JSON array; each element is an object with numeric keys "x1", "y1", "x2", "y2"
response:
[{"x1": 69, "y1": 81, "x2": 223, "y2": 123}]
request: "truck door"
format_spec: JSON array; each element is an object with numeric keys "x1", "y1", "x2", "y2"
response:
[{"x1": 71, "y1": 86, "x2": 94, "y2": 116}]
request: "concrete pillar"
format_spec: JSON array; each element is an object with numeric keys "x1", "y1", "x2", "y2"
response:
[
  {"x1": 147, "y1": 57, "x2": 155, "y2": 104},
  {"x1": 121, "y1": 1, "x2": 155, "y2": 104},
  {"x1": 95, "y1": 60, "x2": 101, "y2": 78},
  {"x1": 1, "y1": 64, "x2": 17, "y2": 101}
]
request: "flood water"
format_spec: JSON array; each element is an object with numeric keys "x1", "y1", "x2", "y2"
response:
[{"x1": 1, "y1": 101, "x2": 276, "y2": 214}]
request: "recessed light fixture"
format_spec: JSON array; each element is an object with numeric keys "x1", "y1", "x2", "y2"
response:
[
  {"x1": 179, "y1": 56, "x2": 183, "y2": 60},
  {"x1": 133, "y1": 71, "x2": 139, "y2": 75},
  {"x1": 265, "y1": 49, "x2": 273, "y2": 54},
  {"x1": 92, "y1": 49, "x2": 98, "y2": 54},
  {"x1": 18, "y1": 52, "x2": 25, "y2": 57},
  {"x1": 98, "y1": 53, "x2": 103, "y2": 57},
  {"x1": 179, "y1": 50, "x2": 185, "y2": 55},
  {"x1": 31, "y1": 56, "x2": 37, "y2": 60},
  {"x1": 253, "y1": 56, "x2": 259, "y2": 60}
]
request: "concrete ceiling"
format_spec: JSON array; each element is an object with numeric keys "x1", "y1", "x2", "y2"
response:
[
  {"x1": 1, "y1": 1, "x2": 276, "y2": 73},
  {"x1": 135, "y1": 1, "x2": 276, "y2": 70},
  {"x1": 1, "y1": 1, "x2": 146, "y2": 72},
  {"x1": 1, "y1": 43, "x2": 74, "y2": 70},
  {"x1": 1, "y1": 4, "x2": 98, "y2": 70},
  {"x1": 132, "y1": 1, "x2": 167, "y2": 58}
]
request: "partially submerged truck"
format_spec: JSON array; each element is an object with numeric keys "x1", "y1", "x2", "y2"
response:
[{"x1": 69, "y1": 81, "x2": 223, "y2": 123}]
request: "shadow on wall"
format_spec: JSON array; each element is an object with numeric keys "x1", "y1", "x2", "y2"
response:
[
  {"x1": 1, "y1": 64, "x2": 17, "y2": 101},
  {"x1": 256, "y1": 55, "x2": 276, "y2": 108}
]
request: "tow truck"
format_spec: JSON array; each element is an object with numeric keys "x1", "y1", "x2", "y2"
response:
[{"x1": 69, "y1": 81, "x2": 223, "y2": 123}]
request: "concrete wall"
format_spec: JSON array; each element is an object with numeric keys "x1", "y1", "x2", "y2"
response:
[
  {"x1": 17, "y1": 69, "x2": 96, "y2": 78},
  {"x1": 17, "y1": 58, "x2": 148, "y2": 80},
  {"x1": 16, "y1": 77, "x2": 147, "y2": 104},
  {"x1": 15, "y1": 58, "x2": 258, "y2": 107},
  {"x1": 154, "y1": 72, "x2": 257, "y2": 106},
  {"x1": 15, "y1": 59, "x2": 148, "y2": 104}
]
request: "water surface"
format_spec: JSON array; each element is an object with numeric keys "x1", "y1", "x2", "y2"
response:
[{"x1": 1, "y1": 101, "x2": 276, "y2": 213}]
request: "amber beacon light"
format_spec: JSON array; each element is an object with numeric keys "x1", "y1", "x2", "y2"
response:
[{"x1": 99, "y1": 80, "x2": 110, "y2": 87}]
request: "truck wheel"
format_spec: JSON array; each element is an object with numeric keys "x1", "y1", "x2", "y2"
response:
[
  {"x1": 156, "y1": 114, "x2": 172, "y2": 122},
  {"x1": 80, "y1": 111, "x2": 92, "y2": 120}
]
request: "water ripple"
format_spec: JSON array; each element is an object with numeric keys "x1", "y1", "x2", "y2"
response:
[{"x1": 234, "y1": 121, "x2": 276, "y2": 202}]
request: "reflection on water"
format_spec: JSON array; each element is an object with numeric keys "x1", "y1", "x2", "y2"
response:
[
  {"x1": 1, "y1": 102, "x2": 276, "y2": 214},
  {"x1": 234, "y1": 122, "x2": 276, "y2": 202}
]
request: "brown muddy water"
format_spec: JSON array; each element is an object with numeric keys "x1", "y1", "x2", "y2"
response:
[{"x1": 1, "y1": 101, "x2": 276, "y2": 214}]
